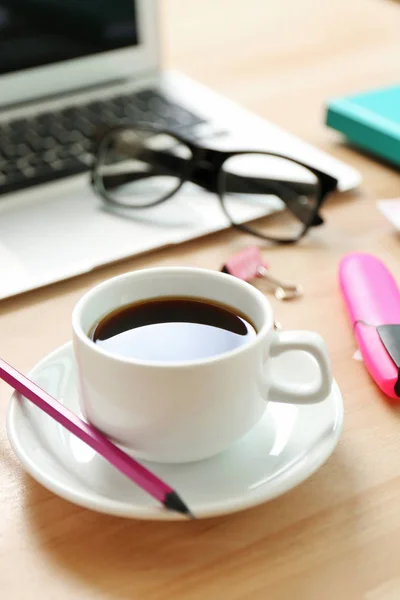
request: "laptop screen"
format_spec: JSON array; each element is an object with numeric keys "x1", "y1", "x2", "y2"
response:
[{"x1": 0, "y1": 1, "x2": 138, "y2": 76}]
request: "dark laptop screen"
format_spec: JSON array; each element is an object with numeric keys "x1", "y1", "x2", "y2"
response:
[{"x1": 0, "y1": 1, "x2": 138, "y2": 76}]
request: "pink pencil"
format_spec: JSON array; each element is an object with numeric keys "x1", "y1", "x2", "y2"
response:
[{"x1": 0, "y1": 357, "x2": 193, "y2": 518}]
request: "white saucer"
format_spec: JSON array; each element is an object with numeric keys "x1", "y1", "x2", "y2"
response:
[{"x1": 7, "y1": 342, "x2": 343, "y2": 520}]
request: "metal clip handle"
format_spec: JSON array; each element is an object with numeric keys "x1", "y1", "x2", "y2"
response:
[
  {"x1": 257, "y1": 265, "x2": 303, "y2": 301},
  {"x1": 221, "y1": 245, "x2": 302, "y2": 301}
]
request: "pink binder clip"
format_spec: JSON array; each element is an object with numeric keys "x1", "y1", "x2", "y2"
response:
[{"x1": 222, "y1": 246, "x2": 302, "y2": 301}]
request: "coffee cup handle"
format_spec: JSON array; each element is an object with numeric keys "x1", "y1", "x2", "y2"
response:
[{"x1": 268, "y1": 330, "x2": 332, "y2": 403}]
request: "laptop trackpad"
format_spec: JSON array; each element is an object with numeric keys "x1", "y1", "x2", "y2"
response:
[{"x1": 0, "y1": 177, "x2": 280, "y2": 300}]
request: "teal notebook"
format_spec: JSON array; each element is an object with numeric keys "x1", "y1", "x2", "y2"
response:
[{"x1": 326, "y1": 85, "x2": 400, "y2": 167}]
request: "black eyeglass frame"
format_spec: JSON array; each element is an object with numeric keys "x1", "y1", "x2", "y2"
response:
[{"x1": 91, "y1": 123, "x2": 339, "y2": 244}]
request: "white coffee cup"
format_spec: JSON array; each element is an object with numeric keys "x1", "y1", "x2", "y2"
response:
[{"x1": 72, "y1": 267, "x2": 332, "y2": 463}]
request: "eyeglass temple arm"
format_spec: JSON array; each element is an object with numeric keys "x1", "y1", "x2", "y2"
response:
[
  {"x1": 101, "y1": 169, "x2": 164, "y2": 189},
  {"x1": 100, "y1": 146, "x2": 319, "y2": 196},
  {"x1": 101, "y1": 171, "x2": 322, "y2": 229},
  {"x1": 100, "y1": 145, "x2": 326, "y2": 225}
]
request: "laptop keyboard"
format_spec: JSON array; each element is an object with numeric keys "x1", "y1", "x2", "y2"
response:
[{"x1": 0, "y1": 89, "x2": 206, "y2": 197}]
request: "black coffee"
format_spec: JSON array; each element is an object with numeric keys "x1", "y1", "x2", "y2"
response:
[{"x1": 91, "y1": 297, "x2": 256, "y2": 362}]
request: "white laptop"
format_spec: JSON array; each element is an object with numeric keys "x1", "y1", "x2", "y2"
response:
[{"x1": 0, "y1": 0, "x2": 361, "y2": 301}]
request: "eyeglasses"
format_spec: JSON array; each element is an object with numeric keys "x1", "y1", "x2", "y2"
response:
[{"x1": 91, "y1": 124, "x2": 338, "y2": 244}]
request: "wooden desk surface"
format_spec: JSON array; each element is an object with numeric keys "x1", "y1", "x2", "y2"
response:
[{"x1": 1, "y1": 0, "x2": 400, "y2": 598}]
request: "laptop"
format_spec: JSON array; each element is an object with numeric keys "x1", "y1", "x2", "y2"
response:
[{"x1": 0, "y1": 0, "x2": 361, "y2": 301}]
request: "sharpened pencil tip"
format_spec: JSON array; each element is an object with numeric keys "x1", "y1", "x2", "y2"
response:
[{"x1": 164, "y1": 491, "x2": 195, "y2": 519}]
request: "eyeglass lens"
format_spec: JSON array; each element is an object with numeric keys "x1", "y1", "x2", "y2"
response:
[
  {"x1": 96, "y1": 128, "x2": 193, "y2": 207},
  {"x1": 219, "y1": 153, "x2": 320, "y2": 240}
]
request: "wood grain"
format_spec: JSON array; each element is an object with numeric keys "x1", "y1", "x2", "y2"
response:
[{"x1": 1, "y1": 0, "x2": 400, "y2": 598}]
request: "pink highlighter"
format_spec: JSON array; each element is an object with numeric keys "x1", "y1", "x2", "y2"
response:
[{"x1": 339, "y1": 252, "x2": 400, "y2": 400}]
